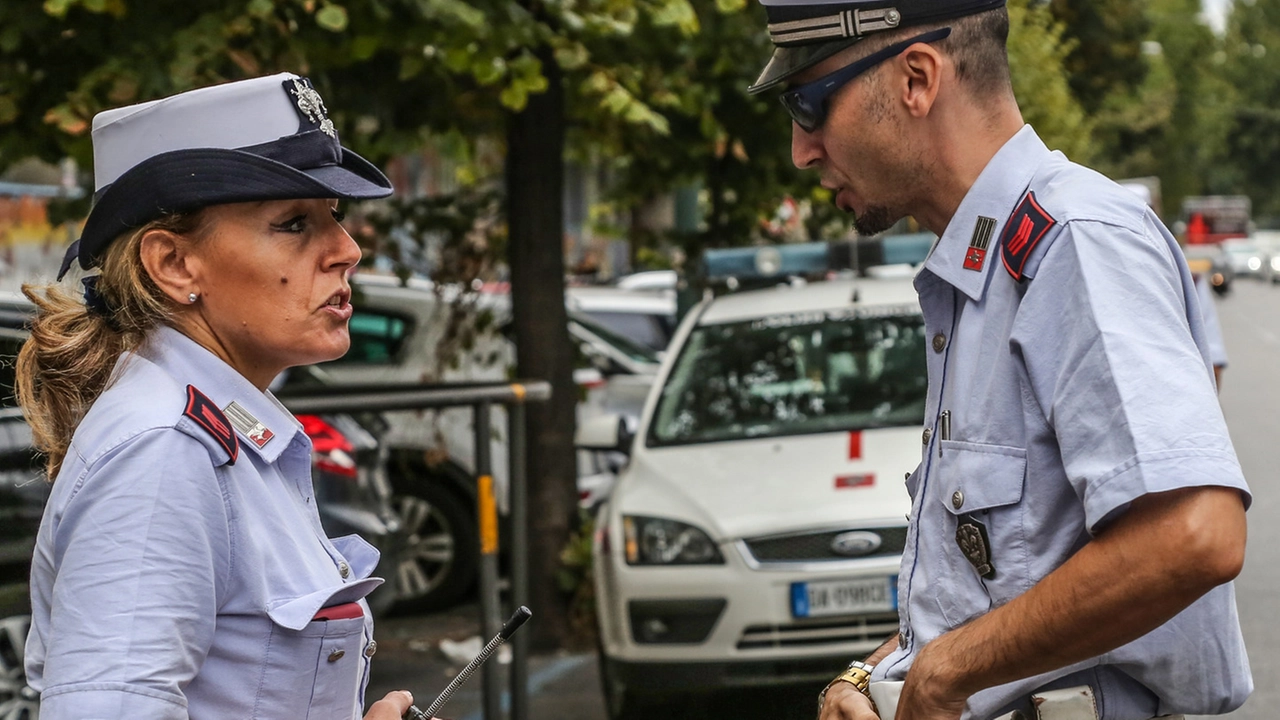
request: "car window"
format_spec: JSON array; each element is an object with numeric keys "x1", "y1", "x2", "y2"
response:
[
  {"x1": 569, "y1": 313, "x2": 660, "y2": 365},
  {"x1": 583, "y1": 311, "x2": 674, "y2": 352},
  {"x1": 330, "y1": 310, "x2": 412, "y2": 365},
  {"x1": 648, "y1": 308, "x2": 927, "y2": 446}
]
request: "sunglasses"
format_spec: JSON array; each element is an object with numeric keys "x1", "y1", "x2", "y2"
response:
[{"x1": 780, "y1": 27, "x2": 953, "y2": 133}]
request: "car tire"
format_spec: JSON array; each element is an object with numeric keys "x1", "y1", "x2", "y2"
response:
[
  {"x1": 0, "y1": 615, "x2": 38, "y2": 720},
  {"x1": 389, "y1": 479, "x2": 478, "y2": 614}
]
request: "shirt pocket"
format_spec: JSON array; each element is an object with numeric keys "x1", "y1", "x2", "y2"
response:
[
  {"x1": 258, "y1": 579, "x2": 382, "y2": 720},
  {"x1": 934, "y1": 440, "x2": 1028, "y2": 625}
]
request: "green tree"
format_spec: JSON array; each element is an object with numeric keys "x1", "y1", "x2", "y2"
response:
[
  {"x1": 1218, "y1": 0, "x2": 1280, "y2": 219},
  {"x1": 1007, "y1": 0, "x2": 1094, "y2": 162}
]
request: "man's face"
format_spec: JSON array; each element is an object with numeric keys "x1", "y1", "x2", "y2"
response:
[{"x1": 787, "y1": 46, "x2": 923, "y2": 236}]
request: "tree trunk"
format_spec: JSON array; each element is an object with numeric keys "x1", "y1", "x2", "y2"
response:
[{"x1": 505, "y1": 44, "x2": 576, "y2": 650}]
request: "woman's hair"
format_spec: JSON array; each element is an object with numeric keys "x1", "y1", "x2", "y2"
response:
[{"x1": 17, "y1": 212, "x2": 203, "y2": 480}]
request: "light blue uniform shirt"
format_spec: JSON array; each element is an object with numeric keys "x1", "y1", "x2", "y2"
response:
[
  {"x1": 872, "y1": 126, "x2": 1252, "y2": 720},
  {"x1": 27, "y1": 325, "x2": 383, "y2": 719}
]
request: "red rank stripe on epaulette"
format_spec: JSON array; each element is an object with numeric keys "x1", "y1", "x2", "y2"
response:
[
  {"x1": 185, "y1": 385, "x2": 239, "y2": 464},
  {"x1": 1000, "y1": 191, "x2": 1057, "y2": 282}
]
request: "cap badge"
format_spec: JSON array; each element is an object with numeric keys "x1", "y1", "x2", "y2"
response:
[
  {"x1": 223, "y1": 400, "x2": 276, "y2": 449},
  {"x1": 964, "y1": 216, "x2": 996, "y2": 271},
  {"x1": 287, "y1": 78, "x2": 336, "y2": 139}
]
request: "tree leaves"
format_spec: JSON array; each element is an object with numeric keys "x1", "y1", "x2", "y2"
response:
[{"x1": 316, "y1": 3, "x2": 349, "y2": 31}]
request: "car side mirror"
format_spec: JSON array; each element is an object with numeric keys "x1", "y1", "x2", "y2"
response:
[{"x1": 576, "y1": 413, "x2": 632, "y2": 454}]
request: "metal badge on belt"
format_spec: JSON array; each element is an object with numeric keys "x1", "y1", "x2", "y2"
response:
[{"x1": 955, "y1": 515, "x2": 995, "y2": 579}]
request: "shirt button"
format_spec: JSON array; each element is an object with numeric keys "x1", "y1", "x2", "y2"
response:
[
  {"x1": 922, "y1": 427, "x2": 932, "y2": 445},
  {"x1": 328, "y1": 649, "x2": 345, "y2": 663},
  {"x1": 932, "y1": 333, "x2": 947, "y2": 353},
  {"x1": 951, "y1": 490, "x2": 965, "y2": 509},
  {"x1": 364, "y1": 640, "x2": 378, "y2": 658},
  {"x1": 898, "y1": 634, "x2": 908, "y2": 650},
  {"x1": 338, "y1": 561, "x2": 351, "y2": 579}
]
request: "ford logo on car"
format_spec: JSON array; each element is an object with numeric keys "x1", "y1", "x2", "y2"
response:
[{"x1": 831, "y1": 531, "x2": 883, "y2": 557}]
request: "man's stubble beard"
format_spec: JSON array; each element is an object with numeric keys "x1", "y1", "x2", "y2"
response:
[{"x1": 852, "y1": 205, "x2": 897, "y2": 236}]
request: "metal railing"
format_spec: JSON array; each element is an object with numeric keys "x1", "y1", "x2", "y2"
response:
[{"x1": 280, "y1": 379, "x2": 552, "y2": 720}]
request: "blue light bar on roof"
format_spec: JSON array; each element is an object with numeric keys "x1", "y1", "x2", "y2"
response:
[
  {"x1": 703, "y1": 242, "x2": 829, "y2": 281},
  {"x1": 879, "y1": 232, "x2": 936, "y2": 265},
  {"x1": 701, "y1": 233, "x2": 937, "y2": 284}
]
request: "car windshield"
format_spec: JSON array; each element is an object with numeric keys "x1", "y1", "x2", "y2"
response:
[
  {"x1": 648, "y1": 307, "x2": 927, "y2": 446},
  {"x1": 569, "y1": 312, "x2": 660, "y2": 365},
  {"x1": 582, "y1": 310, "x2": 675, "y2": 352}
]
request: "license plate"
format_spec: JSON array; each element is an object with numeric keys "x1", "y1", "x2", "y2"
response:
[{"x1": 791, "y1": 575, "x2": 898, "y2": 618}]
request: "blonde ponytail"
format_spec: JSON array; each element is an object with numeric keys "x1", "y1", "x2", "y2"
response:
[{"x1": 17, "y1": 212, "x2": 203, "y2": 480}]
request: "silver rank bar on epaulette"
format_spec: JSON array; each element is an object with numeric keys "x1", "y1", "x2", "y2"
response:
[
  {"x1": 223, "y1": 401, "x2": 276, "y2": 449},
  {"x1": 768, "y1": 6, "x2": 902, "y2": 45}
]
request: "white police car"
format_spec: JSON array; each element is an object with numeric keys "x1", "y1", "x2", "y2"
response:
[{"x1": 579, "y1": 274, "x2": 925, "y2": 718}]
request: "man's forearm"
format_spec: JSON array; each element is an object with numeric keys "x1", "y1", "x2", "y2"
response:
[
  {"x1": 914, "y1": 486, "x2": 1246, "y2": 699},
  {"x1": 866, "y1": 634, "x2": 899, "y2": 666}
]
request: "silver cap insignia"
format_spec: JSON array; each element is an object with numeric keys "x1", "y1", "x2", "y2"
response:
[{"x1": 288, "y1": 78, "x2": 336, "y2": 139}]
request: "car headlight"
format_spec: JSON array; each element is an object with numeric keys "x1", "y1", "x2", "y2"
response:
[
  {"x1": 623, "y1": 516, "x2": 724, "y2": 565},
  {"x1": 1271, "y1": 256, "x2": 1280, "y2": 272},
  {"x1": 1249, "y1": 257, "x2": 1262, "y2": 271}
]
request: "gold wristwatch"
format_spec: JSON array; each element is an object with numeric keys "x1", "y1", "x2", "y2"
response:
[{"x1": 817, "y1": 660, "x2": 875, "y2": 709}]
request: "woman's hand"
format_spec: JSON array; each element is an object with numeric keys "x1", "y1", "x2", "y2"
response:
[
  {"x1": 363, "y1": 690, "x2": 435, "y2": 720},
  {"x1": 819, "y1": 682, "x2": 881, "y2": 720}
]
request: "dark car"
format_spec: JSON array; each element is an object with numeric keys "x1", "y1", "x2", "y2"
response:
[{"x1": 0, "y1": 293, "x2": 404, "y2": 717}]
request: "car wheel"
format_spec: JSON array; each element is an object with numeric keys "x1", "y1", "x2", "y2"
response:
[
  {"x1": 390, "y1": 481, "x2": 478, "y2": 613},
  {"x1": 0, "y1": 615, "x2": 38, "y2": 720}
]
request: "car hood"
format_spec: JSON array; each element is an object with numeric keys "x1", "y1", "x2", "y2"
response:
[{"x1": 614, "y1": 428, "x2": 917, "y2": 541}]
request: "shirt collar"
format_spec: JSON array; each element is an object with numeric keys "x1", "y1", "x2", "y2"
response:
[
  {"x1": 919, "y1": 125, "x2": 1050, "y2": 302},
  {"x1": 142, "y1": 325, "x2": 302, "y2": 464}
]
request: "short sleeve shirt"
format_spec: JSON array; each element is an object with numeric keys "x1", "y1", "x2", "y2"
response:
[
  {"x1": 871, "y1": 126, "x2": 1252, "y2": 720},
  {"x1": 26, "y1": 325, "x2": 383, "y2": 719}
]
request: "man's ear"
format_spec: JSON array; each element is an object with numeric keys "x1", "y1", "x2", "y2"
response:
[
  {"x1": 897, "y1": 44, "x2": 943, "y2": 117},
  {"x1": 139, "y1": 229, "x2": 199, "y2": 305}
]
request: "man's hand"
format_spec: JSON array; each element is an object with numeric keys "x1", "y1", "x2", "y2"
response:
[
  {"x1": 819, "y1": 682, "x2": 881, "y2": 720},
  {"x1": 893, "y1": 642, "x2": 967, "y2": 720}
]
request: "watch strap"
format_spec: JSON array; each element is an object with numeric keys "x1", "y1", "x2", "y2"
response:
[{"x1": 817, "y1": 661, "x2": 875, "y2": 709}]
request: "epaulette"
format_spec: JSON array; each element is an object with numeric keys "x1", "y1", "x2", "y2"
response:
[
  {"x1": 182, "y1": 385, "x2": 239, "y2": 465},
  {"x1": 1000, "y1": 190, "x2": 1058, "y2": 282}
]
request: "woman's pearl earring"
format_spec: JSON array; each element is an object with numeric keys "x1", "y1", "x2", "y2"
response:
[{"x1": 188, "y1": 292, "x2": 198, "y2": 304}]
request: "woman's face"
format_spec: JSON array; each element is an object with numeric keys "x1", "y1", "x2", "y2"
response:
[{"x1": 183, "y1": 198, "x2": 361, "y2": 387}]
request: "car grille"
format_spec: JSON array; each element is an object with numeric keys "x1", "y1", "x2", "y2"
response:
[
  {"x1": 737, "y1": 612, "x2": 899, "y2": 650},
  {"x1": 743, "y1": 526, "x2": 907, "y2": 563}
]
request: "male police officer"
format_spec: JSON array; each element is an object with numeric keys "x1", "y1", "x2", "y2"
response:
[{"x1": 748, "y1": 2, "x2": 1253, "y2": 719}]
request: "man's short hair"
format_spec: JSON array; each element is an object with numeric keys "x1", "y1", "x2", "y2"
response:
[{"x1": 854, "y1": 7, "x2": 1012, "y2": 98}]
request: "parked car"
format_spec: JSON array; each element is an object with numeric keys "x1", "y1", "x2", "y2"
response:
[
  {"x1": 580, "y1": 277, "x2": 923, "y2": 720},
  {"x1": 566, "y1": 286, "x2": 677, "y2": 353},
  {"x1": 319, "y1": 273, "x2": 662, "y2": 613},
  {"x1": 0, "y1": 292, "x2": 404, "y2": 717}
]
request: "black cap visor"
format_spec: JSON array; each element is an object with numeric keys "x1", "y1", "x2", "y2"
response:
[
  {"x1": 66, "y1": 135, "x2": 391, "y2": 277},
  {"x1": 748, "y1": 37, "x2": 861, "y2": 95}
]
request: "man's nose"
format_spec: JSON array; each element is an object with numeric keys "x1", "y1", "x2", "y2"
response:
[{"x1": 791, "y1": 121, "x2": 824, "y2": 170}]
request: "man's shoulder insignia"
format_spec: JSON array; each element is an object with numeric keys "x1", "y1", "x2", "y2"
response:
[
  {"x1": 183, "y1": 385, "x2": 239, "y2": 464},
  {"x1": 1000, "y1": 191, "x2": 1057, "y2": 282}
]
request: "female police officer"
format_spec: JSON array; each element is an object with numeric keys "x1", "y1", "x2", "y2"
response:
[{"x1": 17, "y1": 74, "x2": 421, "y2": 720}]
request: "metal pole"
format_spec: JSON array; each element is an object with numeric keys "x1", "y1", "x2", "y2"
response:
[
  {"x1": 474, "y1": 401, "x2": 502, "y2": 720},
  {"x1": 508, "y1": 402, "x2": 529, "y2": 720}
]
